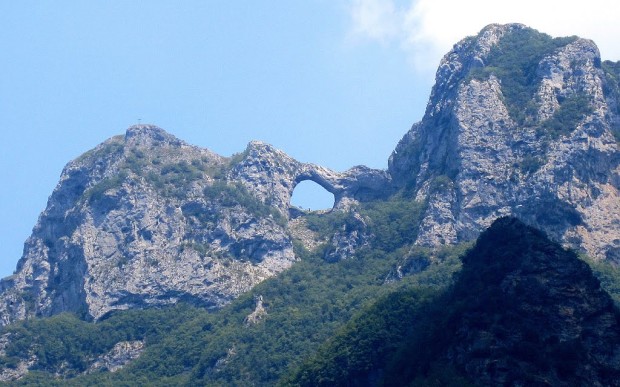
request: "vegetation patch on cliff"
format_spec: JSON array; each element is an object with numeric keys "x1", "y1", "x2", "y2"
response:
[
  {"x1": 539, "y1": 94, "x2": 594, "y2": 139},
  {"x1": 470, "y1": 27, "x2": 577, "y2": 126}
]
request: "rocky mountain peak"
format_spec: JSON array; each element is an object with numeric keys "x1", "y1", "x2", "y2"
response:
[
  {"x1": 125, "y1": 124, "x2": 178, "y2": 143},
  {"x1": 428, "y1": 23, "x2": 523, "y2": 103},
  {"x1": 389, "y1": 23, "x2": 620, "y2": 261},
  {"x1": 122, "y1": 125, "x2": 192, "y2": 160}
]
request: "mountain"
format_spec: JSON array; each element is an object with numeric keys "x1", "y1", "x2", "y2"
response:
[
  {"x1": 2, "y1": 23, "x2": 619, "y2": 327},
  {"x1": 0, "y1": 23, "x2": 620, "y2": 384},
  {"x1": 286, "y1": 218, "x2": 620, "y2": 386},
  {"x1": 0, "y1": 125, "x2": 388, "y2": 324},
  {"x1": 0, "y1": 200, "x2": 461, "y2": 385},
  {"x1": 390, "y1": 24, "x2": 620, "y2": 261}
]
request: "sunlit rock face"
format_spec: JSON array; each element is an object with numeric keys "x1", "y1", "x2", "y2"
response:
[
  {"x1": 389, "y1": 23, "x2": 620, "y2": 262},
  {"x1": 0, "y1": 125, "x2": 388, "y2": 325}
]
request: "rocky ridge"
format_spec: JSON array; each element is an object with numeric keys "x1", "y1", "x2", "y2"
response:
[
  {"x1": 1, "y1": 23, "x2": 620, "y2": 326},
  {"x1": 0, "y1": 125, "x2": 387, "y2": 324}
]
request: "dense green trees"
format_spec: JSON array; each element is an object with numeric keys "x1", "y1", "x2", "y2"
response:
[
  {"x1": 2, "y1": 205, "x2": 619, "y2": 386},
  {"x1": 288, "y1": 218, "x2": 620, "y2": 386},
  {"x1": 0, "y1": 191, "x2": 458, "y2": 385}
]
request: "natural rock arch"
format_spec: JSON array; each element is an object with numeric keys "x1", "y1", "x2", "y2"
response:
[
  {"x1": 229, "y1": 141, "x2": 391, "y2": 216},
  {"x1": 290, "y1": 179, "x2": 336, "y2": 211}
]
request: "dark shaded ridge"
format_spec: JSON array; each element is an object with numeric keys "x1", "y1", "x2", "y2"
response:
[
  {"x1": 390, "y1": 218, "x2": 620, "y2": 386},
  {"x1": 286, "y1": 218, "x2": 620, "y2": 386}
]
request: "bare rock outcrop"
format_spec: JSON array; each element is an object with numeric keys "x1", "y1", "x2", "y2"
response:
[
  {"x1": 86, "y1": 340, "x2": 145, "y2": 374},
  {"x1": 389, "y1": 23, "x2": 620, "y2": 262}
]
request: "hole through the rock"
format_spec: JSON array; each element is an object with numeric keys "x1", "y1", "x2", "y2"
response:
[{"x1": 290, "y1": 180, "x2": 335, "y2": 211}]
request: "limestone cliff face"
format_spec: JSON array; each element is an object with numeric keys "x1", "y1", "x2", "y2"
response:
[
  {"x1": 0, "y1": 125, "x2": 387, "y2": 324},
  {"x1": 389, "y1": 24, "x2": 620, "y2": 261}
]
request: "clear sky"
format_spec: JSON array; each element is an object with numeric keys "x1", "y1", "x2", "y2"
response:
[{"x1": 1, "y1": 0, "x2": 619, "y2": 278}]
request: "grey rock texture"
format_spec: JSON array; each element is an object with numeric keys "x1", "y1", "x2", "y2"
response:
[
  {"x1": 0, "y1": 125, "x2": 387, "y2": 325},
  {"x1": 230, "y1": 141, "x2": 392, "y2": 213},
  {"x1": 86, "y1": 340, "x2": 145, "y2": 374},
  {"x1": 389, "y1": 23, "x2": 620, "y2": 262},
  {"x1": 244, "y1": 295, "x2": 267, "y2": 326}
]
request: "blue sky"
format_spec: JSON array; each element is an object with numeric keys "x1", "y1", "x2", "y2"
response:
[{"x1": 1, "y1": 0, "x2": 619, "y2": 278}]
